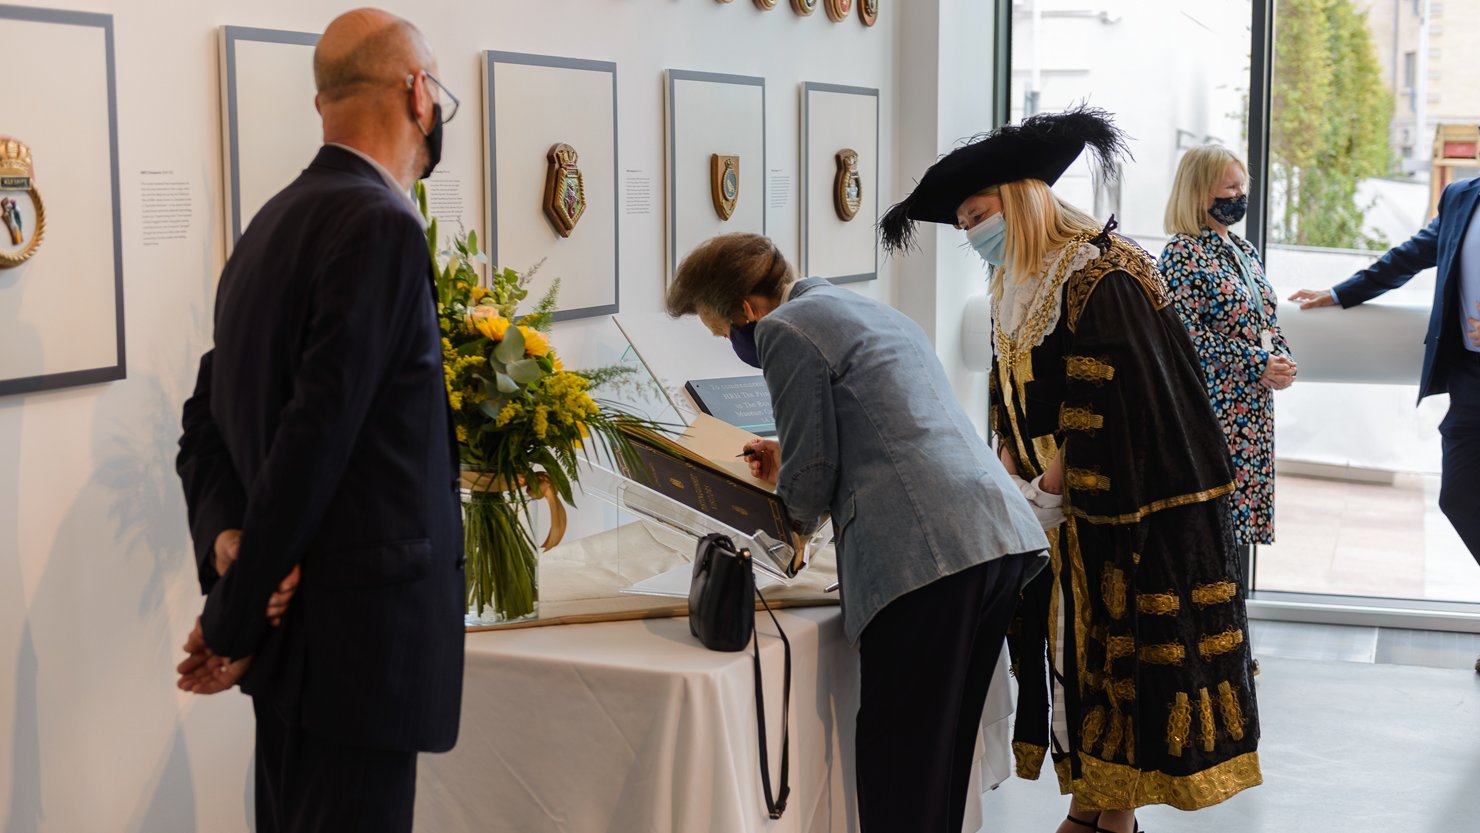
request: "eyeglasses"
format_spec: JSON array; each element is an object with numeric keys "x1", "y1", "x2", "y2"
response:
[{"x1": 407, "y1": 70, "x2": 460, "y2": 125}]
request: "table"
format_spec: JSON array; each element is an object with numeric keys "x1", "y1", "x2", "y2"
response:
[{"x1": 415, "y1": 607, "x2": 1015, "y2": 833}]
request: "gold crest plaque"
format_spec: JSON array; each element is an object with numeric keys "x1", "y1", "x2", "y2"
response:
[
  {"x1": 0, "y1": 137, "x2": 44, "y2": 269},
  {"x1": 543, "y1": 143, "x2": 586, "y2": 238},
  {"x1": 825, "y1": 0, "x2": 852, "y2": 22},
  {"x1": 859, "y1": 0, "x2": 878, "y2": 26},
  {"x1": 834, "y1": 148, "x2": 863, "y2": 222},
  {"x1": 791, "y1": 0, "x2": 818, "y2": 16},
  {"x1": 711, "y1": 154, "x2": 740, "y2": 221},
  {"x1": 754, "y1": 0, "x2": 779, "y2": 8}
]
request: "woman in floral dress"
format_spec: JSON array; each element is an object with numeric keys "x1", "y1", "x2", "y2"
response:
[{"x1": 1159, "y1": 145, "x2": 1297, "y2": 562}]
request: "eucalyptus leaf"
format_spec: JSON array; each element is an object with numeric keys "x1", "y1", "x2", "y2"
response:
[
  {"x1": 494, "y1": 324, "x2": 525, "y2": 364},
  {"x1": 496, "y1": 371, "x2": 518, "y2": 394},
  {"x1": 506, "y1": 358, "x2": 543, "y2": 385}
]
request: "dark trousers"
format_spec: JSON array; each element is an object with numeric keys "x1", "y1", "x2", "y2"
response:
[
  {"x1": 253, "y1": 699, "x2": 418, "y2": 833},
  {"x1": 856, "y1": 552, "x2": 1033, "y2": 833},
  {"x1": 1439, "y1": 352, "x2": 1480, "y2": 563}
]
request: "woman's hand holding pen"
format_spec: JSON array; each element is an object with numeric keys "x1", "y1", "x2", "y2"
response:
[{"x1": 739, "y1": 438, "x2": 781, "y2": 484}]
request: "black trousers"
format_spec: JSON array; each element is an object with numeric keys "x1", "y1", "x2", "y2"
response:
[
  {"x1": 856, "y1": 553, "x2": 1033, "y2": 833},
  {"x1": 1440, "y1": 352, "x2": 1480, "y2": 564},
  {"x1": 254, "y1": 699, "x2": 418, "y2": 833}
]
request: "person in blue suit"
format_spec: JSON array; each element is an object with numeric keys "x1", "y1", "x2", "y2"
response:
[
  {"x1": 173, "y1": 10, "x2": 465, "y2": 831},
  {"x1": 1291, "y1": 177, "x2": 1480, "y2": 672}
]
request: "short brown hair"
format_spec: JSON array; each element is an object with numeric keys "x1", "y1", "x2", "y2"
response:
[{"x1": 665, "y1": 233, "x2": 795, "y2": 318}]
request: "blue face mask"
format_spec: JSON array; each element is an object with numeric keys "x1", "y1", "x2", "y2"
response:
[
  {"x1": 965, "y1": 213, "x2": 1007, "y2": 266},
  {"x1": 1209, "y1": 194, "x2": 1248, "y2": 226},
  {"x1": 729, "y1": 321, "x2": 762, "y2": 369}
]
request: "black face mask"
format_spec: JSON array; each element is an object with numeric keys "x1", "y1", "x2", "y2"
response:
[
  {"x1": 1209, "y1": 194, "x2": 1248, "y2": 226},
  {"x1": 729, "y1": 321, "x2": 761, "y2": 369},
  {"x1": 418, "y1": 102, "x2": 443, "y2": 180}
]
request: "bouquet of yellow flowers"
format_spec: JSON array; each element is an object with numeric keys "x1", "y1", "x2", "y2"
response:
[{"x1": 420, "y1": 185, "x2": 643, "y2": 622}]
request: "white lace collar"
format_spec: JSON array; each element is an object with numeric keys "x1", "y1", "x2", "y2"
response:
[{"x1": 994, "y1": 240, "x2": 1099, "y2": 347}]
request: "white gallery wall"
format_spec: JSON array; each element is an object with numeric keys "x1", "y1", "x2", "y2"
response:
[{"x1": 0, "y1": 1, "x2": 1008, "y2": 830}]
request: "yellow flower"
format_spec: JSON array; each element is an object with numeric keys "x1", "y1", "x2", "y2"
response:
[
  {"x1": 520, "y1": 326, "x2": 550, "y2": 358},
  {"x1": 473, "y1": 314, "x2": 511, "y2": 342},
  {"x1": 552, "y1": 355, "x2": 565, "y2": 371},
  {"x1": 495, "y1": 401, "x2": 521, "y2": 428},
  {"x1": 533, "y1": 406, "x2": 550, "y2": 440},
  {"x1": 455, "y1": 425, "x2": 468, "y2": 443}
]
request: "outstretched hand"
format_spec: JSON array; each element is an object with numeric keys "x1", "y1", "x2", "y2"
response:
[{"x1": 1288, "y1": 288, "x2": 1337, "y2": 310}]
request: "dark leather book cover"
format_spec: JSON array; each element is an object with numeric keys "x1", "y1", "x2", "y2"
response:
[{"x1": 617, "y1": 429, "x2": 790, "y2": 545}]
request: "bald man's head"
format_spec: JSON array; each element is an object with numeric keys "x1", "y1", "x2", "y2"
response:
[{"x1": 314, "y1": 8, "x2": 432, "y2": 105}]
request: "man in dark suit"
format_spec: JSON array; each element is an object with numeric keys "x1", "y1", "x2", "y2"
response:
[
  {"x1": 173, "y1": 9, "x2": 464, "y2": 831},
  {"x1": 1292, "y1": 177, "x2": 1480, "y2": 671}
]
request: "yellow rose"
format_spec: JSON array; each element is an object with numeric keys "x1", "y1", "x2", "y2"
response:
[{"x1": 520, "y1": 327, "x2": 551, "y2": 358}]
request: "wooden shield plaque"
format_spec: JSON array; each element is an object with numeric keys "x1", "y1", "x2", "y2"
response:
[
  {"x1": 543, "y1": 143, "x2": 586, "y2": 238},
  {"x1": 710, "y1": 154, "x2": 740, "y2": 221},
  {"x1": 834, "y1": 148, "x2": 862, "y2": 222}
]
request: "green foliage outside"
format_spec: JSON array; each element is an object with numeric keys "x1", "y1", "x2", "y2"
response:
[{"x1": 1270, "y1": 0, "x2": 1396, "y2": 250}]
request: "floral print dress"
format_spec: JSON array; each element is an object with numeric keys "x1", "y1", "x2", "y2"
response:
[{"x1": 1158, "y1": 227, "x2": 1291, "y2": 545}]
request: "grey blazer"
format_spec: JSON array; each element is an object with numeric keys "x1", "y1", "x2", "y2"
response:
[{"x1": 756, "y1": 278, "x2": 1048, "y2": 644}]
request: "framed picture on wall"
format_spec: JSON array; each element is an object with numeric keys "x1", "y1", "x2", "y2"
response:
[
  {"x1": 0, "y1": 5, "x2": 125, "y2": 397},
  {"x1": 800, "y1": 82, "x2": 879, "y2": 284},
  {"x1": 664, "y1": 70, "x2": 767, "y2": 282},
  {"x1": 218, "y1": 26, "x2": 321, "y2": 248},
  {"x1": 484, "y1": 51, "x2": 619, "y2": 321}
]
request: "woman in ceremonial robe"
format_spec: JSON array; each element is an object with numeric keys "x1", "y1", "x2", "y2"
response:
[{"x1": 882, "y1": 107, "x2": 1262, "y2": 833}]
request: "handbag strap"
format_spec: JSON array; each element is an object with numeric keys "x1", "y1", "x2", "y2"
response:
[{"x1": 751, "y1": 587, "x2": 791, "y2": 820}]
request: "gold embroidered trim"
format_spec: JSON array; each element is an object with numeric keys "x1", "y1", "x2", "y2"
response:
[
  {"x1": 1192, "y1": 581, "x2": 1239, "y2": 607},
  {"x1": 1199, "y1": 628, "x2": 1245, "y2": 659},
  {"x1": 1136, "y1": 592, "x2": 1181, "y2": 616},
  {"x1": 1125, "y1": 715, "x2": 1136, "y2": 766},
  {"x1": 1101, "y1": 709, "x2": 1125, "y2": 760},
  {"x1": 1065, "y1": 354, "x2": 1116, "y2": 384},
  {"x1": 1132, "y1": 551, "x2": 1141, "y2": 565},
  {"x1": 1105, "y1": 635, "x2": 1136, "y2": 663},
  {"x1": 1198, "y1": 687, "x2": 1217, "y2": 752},
  {"x1": 1167, "y1": 692, "x2": 1191, "y2": 757},
  {"x1": 1065, "y1": 520, "x2": 1092, "y2": 694},
  {"x1": 1082, "y1": 706, "x2": 1107, "y2": 751},
  {"x1": 1068, "y1": 751, "x2": 1263, "y2": 813},
  {"x1": 1068, "y1": 482, "x2": 1236, "y2": 526},
  {"x1": 1140, "y1": 642, "x2": 1186, "y2": 665},
  {"x1": 1067, "y1": 468, "x2": 1111, "y2": 492},
  {"x1": 1059, "y1": 404, "x2": 1105, "y2": 432},
  {"x1": 1012, "y1": 741, "x2": 1047, "y2": 780},
  {"x1": 1065, "y1": 236, "x2": 1168, "y2": 332},
  {"x1": 1218, "y1": 680, "x2": 1246, "y2": 741},
  {"x1": 1105, "y1": 678, "x2": 1137, "y2": 702},
  {"x1": 1102, "y1": 567, "x2": 1127, "y2": 619}
]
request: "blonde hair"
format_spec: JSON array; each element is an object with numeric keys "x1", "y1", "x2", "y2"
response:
[
  {"x1": 1164, "y1": 145, "x2": 1248, "y2": 236},
  {"x1": 987, "y1": 179, "x2": 1101, "y2": 297}
]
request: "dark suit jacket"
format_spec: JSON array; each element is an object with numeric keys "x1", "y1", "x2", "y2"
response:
[
  {"x1": 1334, "y1": 177, "x2": 1480, "y2": 401},
  {"x1": 176, "y1": 146, "x2": 464, "y2": 753}
]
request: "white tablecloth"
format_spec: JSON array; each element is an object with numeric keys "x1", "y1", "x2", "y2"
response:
[{"x1": 415, "y1": 607, "x2": 1015, "y2": 833}]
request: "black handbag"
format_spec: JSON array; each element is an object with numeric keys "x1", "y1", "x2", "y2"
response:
[{"x1": 689, "y1": 533, "x2": 792, "y2": 819}]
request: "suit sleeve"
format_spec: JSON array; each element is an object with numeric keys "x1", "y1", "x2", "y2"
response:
[
  {"x1": 176, "y1": 349, "x2": 247, "y2": 594},
  {"x1": 201, "y1": 208, "x2": 432, "y2": 660},
  {"x1": 757, "y1": 318, "x2": 838, "y2": 535},
  {"x1": 1333, "y1": 213, "x2": 1442, "y2": 307},
  {"x1": 1161, "y1": 238, "x2": 1269, "y2": 387}
]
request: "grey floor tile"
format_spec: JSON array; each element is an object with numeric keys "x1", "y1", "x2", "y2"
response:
[
  {"x1": 1375, "y1": 627, "x2": 1480, "y2": 670},
  {"x1": 978, "y1": 657, "x2": 1480, "y2": 832},
  {"x1": 1248, "y1": 620, "x2": 1378, "y2": 663}
]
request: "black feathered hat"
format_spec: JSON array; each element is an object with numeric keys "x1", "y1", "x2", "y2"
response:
[{"x1": 879, "y1": 105, "x2": 1131, "y2": 254}]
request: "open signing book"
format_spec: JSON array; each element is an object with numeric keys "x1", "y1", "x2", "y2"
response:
[{"x1": 614, "y1": 413, "x2": 812, "y2": 581}]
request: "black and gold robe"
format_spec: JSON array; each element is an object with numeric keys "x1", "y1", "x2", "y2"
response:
[{"x1": 992, "y1": 231, "x2": 1262, "y2": 811}]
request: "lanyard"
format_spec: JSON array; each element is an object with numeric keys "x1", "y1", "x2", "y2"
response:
[{"x1": 1225, "y1": 238, "x2": 1268, "y2": 330}]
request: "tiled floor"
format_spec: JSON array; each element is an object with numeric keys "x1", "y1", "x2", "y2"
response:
[
  {"x1": 1256, "y1": 473, "x2": 1480, "y2": 603},
  {"x1": 978, "y1": 621, "x2": 1480, "y2": 832}
]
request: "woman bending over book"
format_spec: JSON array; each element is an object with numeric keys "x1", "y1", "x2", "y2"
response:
[{"x1": 665, "y1": 231, "x2": 1050, "y2": 833}]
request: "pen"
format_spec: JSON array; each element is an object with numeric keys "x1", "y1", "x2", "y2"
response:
[{"x1": 735, "y1": 449, "x2": 759, "y2": 459}]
